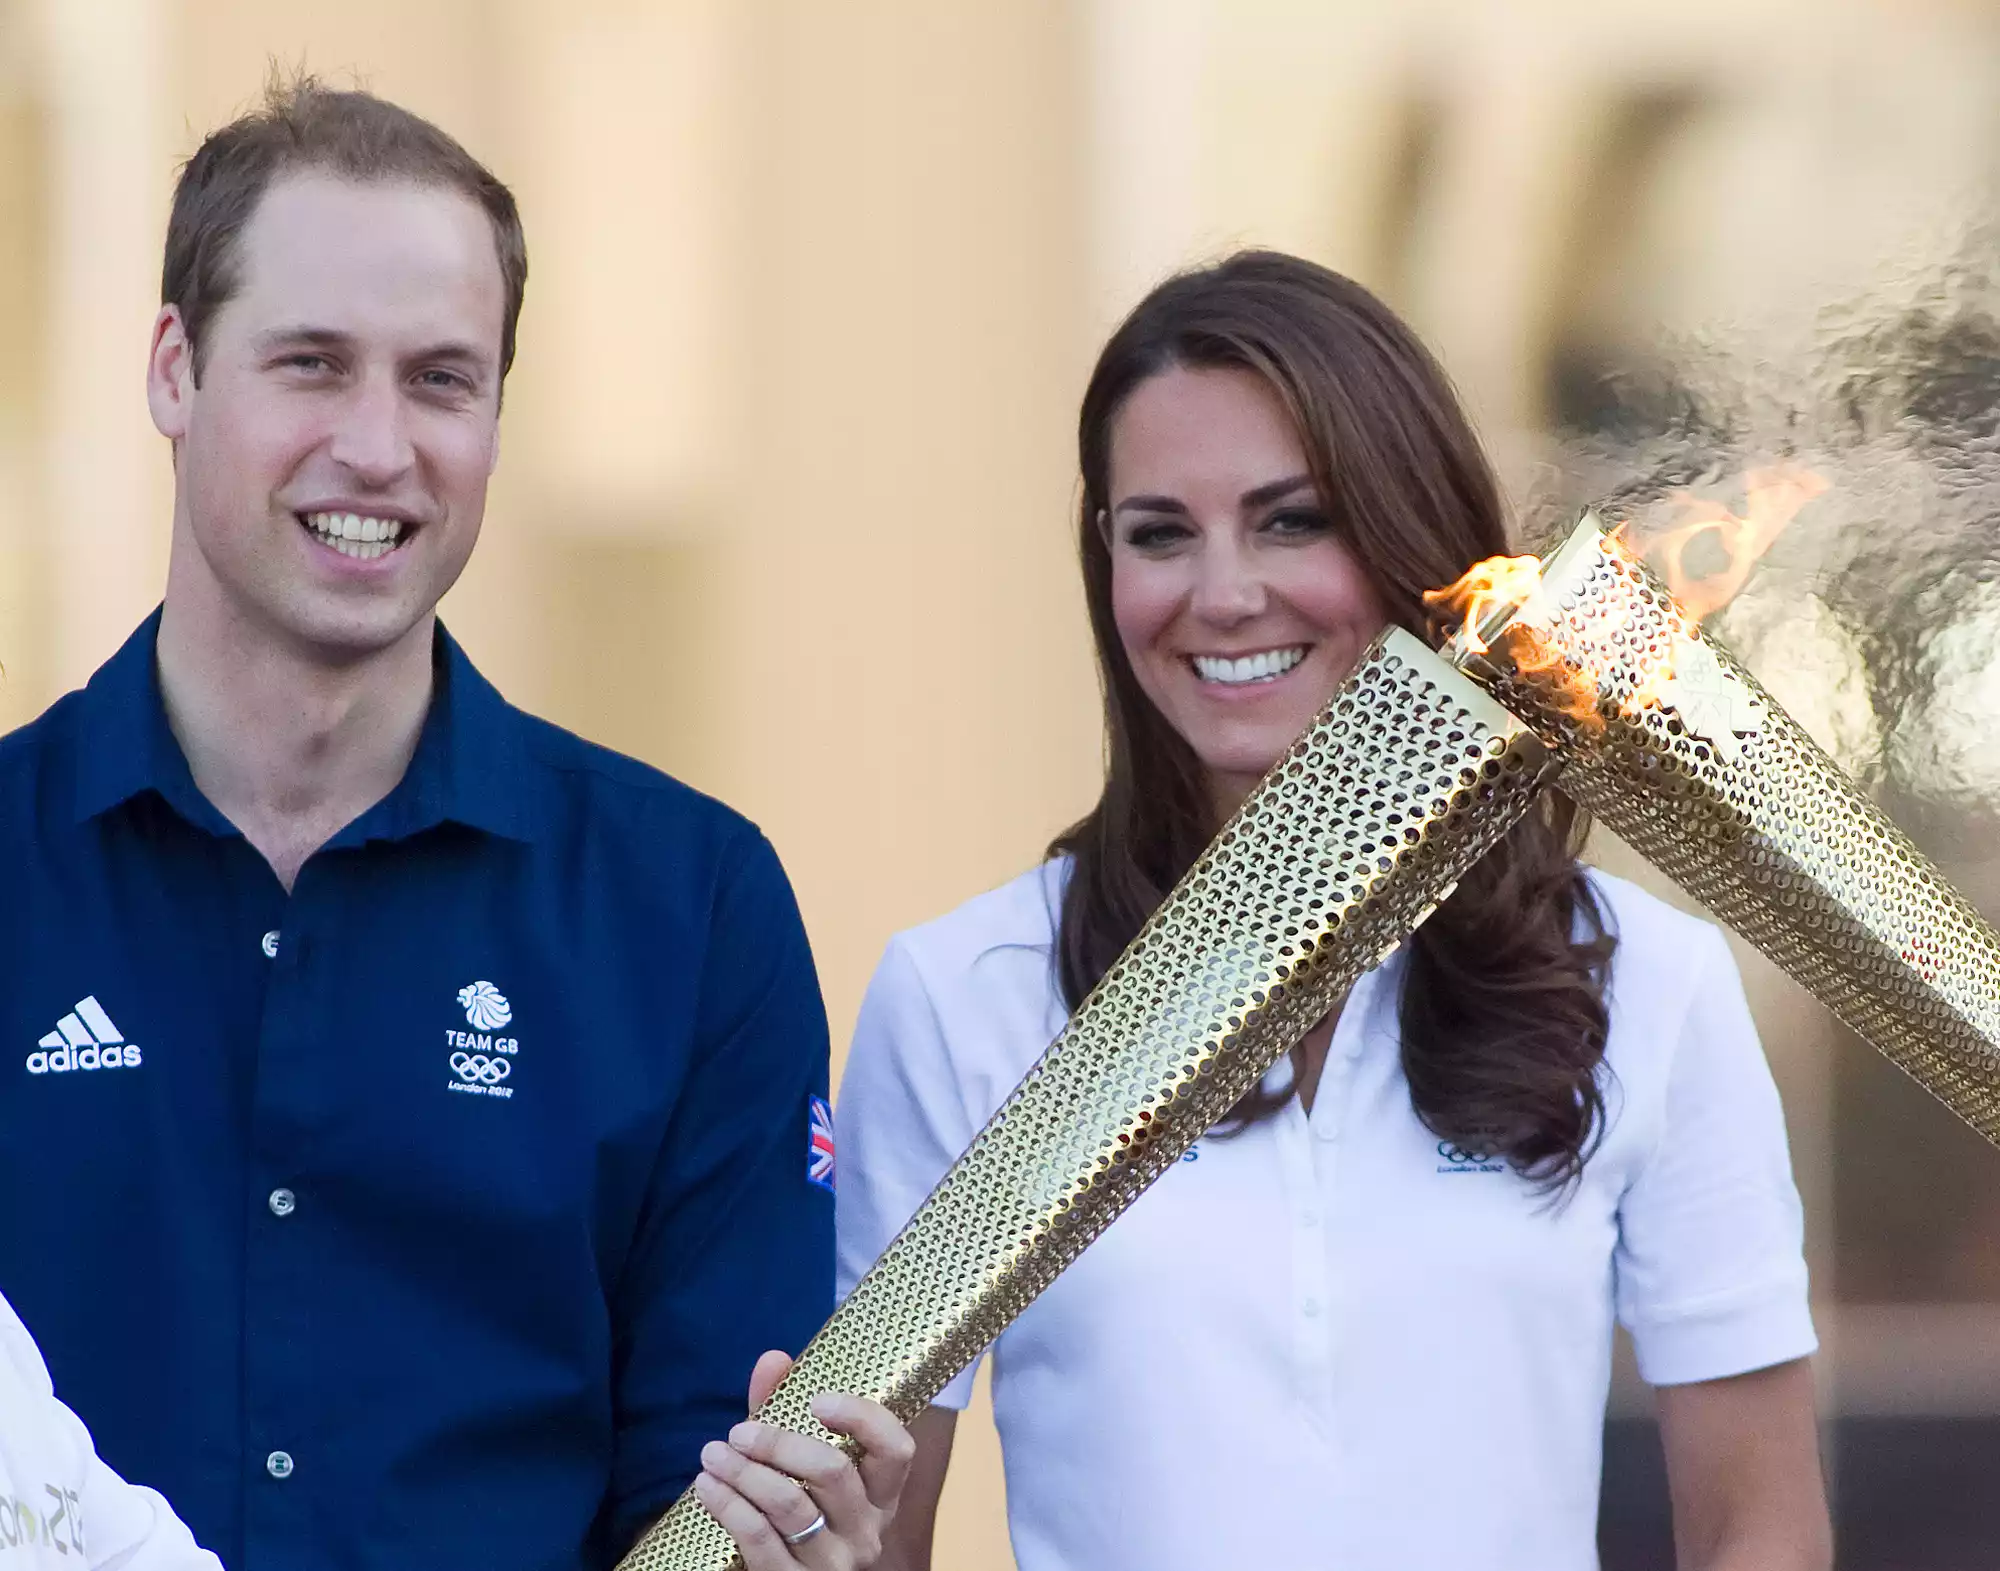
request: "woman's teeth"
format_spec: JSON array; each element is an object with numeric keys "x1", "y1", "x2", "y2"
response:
[
  {"x1": 302, "y1": 511, "x2": 407, "y2": 561},
  {"x1": 1192, "y1": 646, "x2": 1309, "y2": 686}
]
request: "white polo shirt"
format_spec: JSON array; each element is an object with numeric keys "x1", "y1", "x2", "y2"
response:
[
  {"x1": 836, "y1": 862, "x2": 1816, "y2": 1571},
  {"x1": 0, "y1": 1291, "x2": 220, "y2": 1569}
]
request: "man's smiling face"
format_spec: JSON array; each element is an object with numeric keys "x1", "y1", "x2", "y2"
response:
[{"x1": 150, "y1": 171, "x2": 507, "y2": 663}]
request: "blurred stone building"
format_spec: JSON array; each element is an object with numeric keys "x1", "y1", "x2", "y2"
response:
[{"x1": 4, "y1": 2, "x2": 2000, "y2": 1565}]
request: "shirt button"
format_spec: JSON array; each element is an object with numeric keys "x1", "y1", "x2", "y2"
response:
[
  {"x1": 267, "y1": 1188, "x2": 297, "y2": 1218},
  {"x1": 1299, "y1": 1211, "x2": 1320, "y2": 1228},
  {"x1": 1302, "y1": 1298, "x2": 1321, "y2": 1318},
  {"x1": 266, "y1": 1451, "x2": 294, "y2": 1480},
  {"x1": 261, "y1": 930, "x2": 280, "y2": 959}
]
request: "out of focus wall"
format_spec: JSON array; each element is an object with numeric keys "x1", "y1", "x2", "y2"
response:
[{"x1": 7, "y1": 2, "x2": 2000, "y2": 1566}]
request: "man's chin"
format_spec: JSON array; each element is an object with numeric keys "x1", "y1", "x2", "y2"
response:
[{"x1": 267, "y1": 599, "x2": 437, "y2": 670}]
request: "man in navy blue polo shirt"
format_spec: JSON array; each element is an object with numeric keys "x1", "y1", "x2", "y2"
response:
[{"x1": 0, "y1": 78, "x2": 911, "y2": 1571}]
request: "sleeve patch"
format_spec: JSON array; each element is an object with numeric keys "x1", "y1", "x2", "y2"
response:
[{"x1": 807, "y1": 1095, "x2": 836, "y2": 1193}]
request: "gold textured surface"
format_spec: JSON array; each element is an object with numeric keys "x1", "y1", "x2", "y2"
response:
[
  {"x1": 1475, "y1": 517, "x2": 2000, "y2": 1144},
  {"x1": 617, "y1": 629, "x2": 1555, "y2": 1569}
]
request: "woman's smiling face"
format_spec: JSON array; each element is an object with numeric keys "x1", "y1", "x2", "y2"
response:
[{"x1": 1105, "y1": 363, "x2": 1389, "y2": 812}]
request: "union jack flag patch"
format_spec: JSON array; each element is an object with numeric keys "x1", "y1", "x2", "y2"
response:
[{"x1": 807, "y1": 1095, "x2": 836, "y2": 1193}]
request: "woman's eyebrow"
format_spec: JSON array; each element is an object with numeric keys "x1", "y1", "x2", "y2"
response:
[
  {"x1": 1240, "y1": 473, "x2": 1316, "y2": 508},
  {"x1": 1112, "y1": 494, "x2": 1191, "y2": 517}
]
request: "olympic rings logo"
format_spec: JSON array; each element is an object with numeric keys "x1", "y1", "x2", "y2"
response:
[
  {"x1": 450, "y1": 1052, "x2": 512, "y2": 1085},
  {"x1": 1437, "y1": 1139, "x2": 1495, "y2": 1165}
]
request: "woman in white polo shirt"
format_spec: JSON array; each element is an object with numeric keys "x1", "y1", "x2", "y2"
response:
[
  {"x1": 0, "y1": 1290, "x2": 220, "y2": 1568},
  {"x1": 836, "y1": 251, "x2": 1830, "y2": 1570}
]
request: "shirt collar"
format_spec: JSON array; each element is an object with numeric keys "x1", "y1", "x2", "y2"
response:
[{"x1": 73, "y1": 612, "x2": 535, "y2": 845}]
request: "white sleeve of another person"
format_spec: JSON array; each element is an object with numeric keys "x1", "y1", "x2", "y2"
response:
[
  {"x1": 1612, "y1": 925, "x2": 1819, "y2": 1384},
  {"x1": 0, "y1": 1292, "x2": 223, "y2": 1570},
  {"x1": 835, "y1": 935, "x2": 986, "y2": 1411}
]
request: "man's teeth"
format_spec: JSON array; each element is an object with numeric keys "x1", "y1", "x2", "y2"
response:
[
  {"x1": 302, "y1": 511, "x2": 407, "y2": 560},
  {"x1": 1192, "y1": 646, "x2": 1308, "y2": 685}
]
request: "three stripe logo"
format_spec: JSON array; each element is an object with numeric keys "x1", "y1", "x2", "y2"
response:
[{"x1": 25, "y1": 996, "x2": 141, "y2": 1074}]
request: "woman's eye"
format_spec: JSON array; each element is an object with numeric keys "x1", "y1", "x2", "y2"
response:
[
  {"x1": 1122, "y1": 519, "x2": 1192, "y2": 552},
  {"x1": 1266, "y1": 508, "x2": 1332, "y2": 538}
]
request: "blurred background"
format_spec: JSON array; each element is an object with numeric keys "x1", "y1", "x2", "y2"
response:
[{"x1": 6, "y1": 1, "x2": 2000, "y2": 1565}]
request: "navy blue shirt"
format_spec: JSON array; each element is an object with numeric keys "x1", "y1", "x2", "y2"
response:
[{"x1": 0, "y1": 615, "x2": 834, "y2": 1570}]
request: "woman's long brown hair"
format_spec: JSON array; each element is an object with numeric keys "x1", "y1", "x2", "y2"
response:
[{"x1": 1051, "y1": 251, "x2": 1615, "y2": 1188}]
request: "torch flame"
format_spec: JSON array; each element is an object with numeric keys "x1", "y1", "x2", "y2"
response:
[
  {"x1": 1425, "y1": 465, "x2": 1827, "y2": 731},
  {"x1": 1424, "y1": 554, "x2": 1605, "y2": 732},
  {"x1": 1634, "y1": 464, "x2": 1828, "y2": 622},
  {"x1": 1423, "y1": 553, "x2": 1544, "y2": 659}
]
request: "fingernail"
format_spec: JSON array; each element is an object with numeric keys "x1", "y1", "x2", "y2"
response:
[
  {"x1": 729, "y1": 1422, "x2": 760, "y2": 1450},
  {"x1": 701, "y1": 1441, "x2": 732, "y2": 1472},
  {"x1": 809, "y1": 1394, "x2": 840, "y2": 1423}
]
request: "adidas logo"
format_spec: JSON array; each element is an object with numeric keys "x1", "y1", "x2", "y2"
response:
[{"x1": 26, "y1": 996, "x2": 141, "y2": 1074}]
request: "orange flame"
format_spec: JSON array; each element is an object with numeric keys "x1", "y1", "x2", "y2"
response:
[
  {"x1": 1422, "y1": 554, "x2": 1543, "y2": 657},
  {"x1": 1424, "y1": 554, "x2": 1605, "y2": 732},
  {"x1": 1424, "y1": 465, "x2": 1827, "y2": 730},
  {"x1": 1633, "y1": 464, "x2": 1828, "y2": 621}
]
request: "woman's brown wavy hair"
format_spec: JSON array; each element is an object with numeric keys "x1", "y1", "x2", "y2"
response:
[{"x1": 1050, "y1": 250, "x2": 1615, "y2": 1188}]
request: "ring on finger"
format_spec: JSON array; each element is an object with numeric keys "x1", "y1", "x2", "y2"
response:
[{"x1": 782, "y1": 1511, "x2": 828, "y2": 1548}]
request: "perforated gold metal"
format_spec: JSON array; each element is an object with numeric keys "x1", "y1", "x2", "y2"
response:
[
  {"x1": 617, "y1": 629, "x2": 1554, "y2": 1570},
  {"x1": 1473, "y1": 516, "x2": 2000, "y2": 1144}
]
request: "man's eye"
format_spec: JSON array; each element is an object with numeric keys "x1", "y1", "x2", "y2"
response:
[
  {"x1": 417, "y1": 369, "x2": 473, "y2": 393},
  {"x1": 284, "y1": 354, "x2": 332, "y2": 373}
]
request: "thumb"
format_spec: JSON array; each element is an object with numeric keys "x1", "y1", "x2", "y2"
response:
[{"x1": 746, "y1": 1348, "x2": 795, "y2": 1411}]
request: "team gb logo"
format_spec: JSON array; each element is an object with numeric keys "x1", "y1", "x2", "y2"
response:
[{"x1": 458, "y1": 981, "x2": 513, "y2": 1031}]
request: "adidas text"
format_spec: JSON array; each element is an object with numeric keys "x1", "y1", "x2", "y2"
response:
[{"x1": 27, "y1": 1043, "x2": 142, "y2": 1074}]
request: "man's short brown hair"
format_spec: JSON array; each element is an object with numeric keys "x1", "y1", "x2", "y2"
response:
[{"x1": 163, "y1": 73, "x2": 528, "y2": 383}]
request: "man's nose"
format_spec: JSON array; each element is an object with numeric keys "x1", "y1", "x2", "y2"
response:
[
  {"x1": 1190, "y1": 536, "x2": 1267, "y2": 624},
  {"x1": 327, "y1": 374, "x2": 415, "y2": 484}
]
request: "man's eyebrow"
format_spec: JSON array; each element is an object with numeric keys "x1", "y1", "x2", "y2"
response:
[
  {"x1": 407, "y1": 339, "x2": 493, "y2": 370},
  {"x1": 1240, "y1": 473, "x2": 1316, "y2": 509},
  {"x1": 252, "y1": 325, "x2": 356, "y2": 352}
]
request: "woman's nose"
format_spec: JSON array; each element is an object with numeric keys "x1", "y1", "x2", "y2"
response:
[{"x1": 1190, "y1": 538, "x2": 1267, "y2": 624}]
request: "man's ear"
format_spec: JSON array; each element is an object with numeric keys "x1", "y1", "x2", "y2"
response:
[{"x1": 146, "y1": 305, "x2": 196, "y2": 441}]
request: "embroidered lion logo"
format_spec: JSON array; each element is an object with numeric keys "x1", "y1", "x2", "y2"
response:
[{"x1": 457, "y1": 981, "x2": 513, "y2": 1032}]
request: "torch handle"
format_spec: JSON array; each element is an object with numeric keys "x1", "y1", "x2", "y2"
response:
[
  {"x1": 1563, "y1": 677, "x2": 2000, "y2": 1141},
  {"x1": 615, "y1": 629, "x2": 1556, "y2": 1570}
]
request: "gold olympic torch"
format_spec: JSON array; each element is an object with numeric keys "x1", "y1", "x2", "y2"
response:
[
  {"x1": 620, "y1": 516, "x2": 2000, "y2": 1571},
  {"x1": 619, "y1": 631, "x2": 1559, "y2": 1569},
  {"x1": 1449, "y1": 517, "x2": 2000, "y2": 1142}
]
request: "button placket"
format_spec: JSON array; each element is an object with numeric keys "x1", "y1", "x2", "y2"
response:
[
  {"x1": 245, "y1": 881, "x2": 326, "y2": 1558},
  {"x1": 1306, "y1": 1000, "x2": 1376, "y2": 1436},
  {"x1": 1275, "y1": 1102, "x2": 1337, "y2": 1426}
]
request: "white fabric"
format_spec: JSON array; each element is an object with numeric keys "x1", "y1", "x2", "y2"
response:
[
  {"x1": 836, "y1": 862, "x2": 1816, "y2": 1571},
  {"x1": 0, "y1": 1292, "x2": 220, "y2": 1569}
]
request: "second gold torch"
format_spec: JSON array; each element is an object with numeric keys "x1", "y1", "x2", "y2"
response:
[{"x1": 1457, "y1": 518, "x2": 2000, "y2": 1145}]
